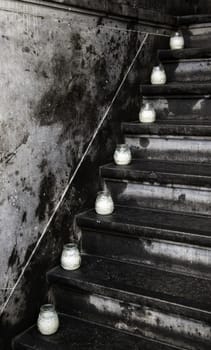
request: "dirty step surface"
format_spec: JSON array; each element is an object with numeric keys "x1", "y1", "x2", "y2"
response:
[
  {"x1": 125, "y1": 133, "x2": 211, "y2": 163},
  {"x1": 122, "y1": 120, "x2": 211, "y2": 136},
  {"x1": 78, "y1": 207, "x2": 211, "y2": 278},
  {"x1": 159, "y1": 48, "x2": 211, "y2": 83},
  {"x1": 13, "y1": 314, "x2": 178, "y2": 350},
  {"x1": 178, "y1": 15, "x2": 211, "y2": 25},
  {"x1": 141, "y1": 83, "x2": 211, "y2": 95},
  {"x1": 77, "y1": 206, "x2": 211, "y2": 247},
  {"x1": 159, "y1": 47, "x2": 211, "y2": 61},
  {"x1": 101, "y1": 160, "x2": 211, "y2": 187},
  {"x1": 47, "y1": 255, "x2": 211, "y2": 319}
]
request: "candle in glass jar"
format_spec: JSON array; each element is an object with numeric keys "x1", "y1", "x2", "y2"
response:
[
  {"x1": 37, "y1": 304, "x2": 59, "y2": 336},
  {"x1": 139, "y1": 102, "x2": 156, "y2": 123},
  {"x1": 61, "y1": 243, "x2": 81, "y2": 271},
  {"x1": 114, "y1": 144, "x2": 132, "y2": 165},
  {"x1": 95, "y1": 191, "x2": 114, "y2": 215},
  {"x1": 170, "y1": 31, "x2": 184, "y2": 50},
  {"x1": 151, "y1": 65, "x2": 167, "y2": 85}
]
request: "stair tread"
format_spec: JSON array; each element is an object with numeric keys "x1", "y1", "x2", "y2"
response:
[
  {"x1": 123, "y1": 120, "x2": 211, "y2": 136},
  {"x1": 48, "y1": 255, "x2": 211, "y2": 315},
  {"x1": 159, "y1": 47, "x2": 211, "y2": 61},
  {"x1": 101, "y1": 159, "x2": 211, "y2": 179},
  {"x1": 13, "y1": 314, "x2": 176, "y2": 350},
  {"x1": 101, "y1": 160, "x2": 211, "y2": 186},
  {"x1": 77, "y1": 206, "x2": 211, "y2": 246},
  {"x1": 124, "y1": 120, "x2": 211, "y2": 126},
  {"x1": 178, "y1": 14, "x2": 211, "y2": 25},
  {"x1": 141, "y1": 83, "x2": 211, "y2": 95}
]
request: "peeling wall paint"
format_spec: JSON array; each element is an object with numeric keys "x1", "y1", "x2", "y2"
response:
[{"x1": 0, "y1": 0, "x2": 170, "y2": 348}]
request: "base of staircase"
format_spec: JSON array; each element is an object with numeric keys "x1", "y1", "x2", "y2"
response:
[{"x1": 13, "y1": 314, "x2": 179, "y2": 350}]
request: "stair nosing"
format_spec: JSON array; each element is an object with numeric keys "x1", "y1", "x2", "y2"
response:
[
  {"x1": 125, "y1": 133, "x2": 211, "y2": 139},
  {"x1": 123, "y1": 121, "x2": 211, "y2": 126},
  {"x1": 140, "y1": 83, "x2": 211, "y2": 96},
  {"x1": 178, "y1": 14, "x2": 211, "y2": 25},
  {"x1": 158, "y1": 48, "x2": 211, "y2": 61},
  {"x1": 77, "y1": 203, "x2": 211, "y2": 222},
  {"x1": 162, "y1": 57, "x2": 211, "y2": 63}
]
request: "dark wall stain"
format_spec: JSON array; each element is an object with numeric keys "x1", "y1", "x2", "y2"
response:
[
  {"x1": 35, "y1": 173, "x2": 56, "y2": 222},
  {"x1": 8, "y1": 247, "x2": 20, "y2": 269},
  {"x1": 22, "y1": 212, "x2": 27, "y2": 223}
]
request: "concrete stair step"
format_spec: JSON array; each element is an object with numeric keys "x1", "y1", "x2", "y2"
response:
[
  {"x1": 158, "y1": 48, "x2": 211, "y2": 83},
  {"x1": 100, "y1": 160, "x2": 211, "y2": 187},
  {"x1": 104, "y1": 172, "x2": 211, "y2": 215},
  {"x1": 122, "y1": 120, "x2": 211, "y2": 136},
  {"x1": 141, "y1": 83, "x2": 211, "y2": 96},
  {"x1": 77, "y1": 206, "x2": 211, "y2": 247},
  {"x1": 13, "y1": 314, "x2": 177, "y2": 350},
  {"x1": 125, "y1": 133, "x2": 211, "y2": 162},
  {"x1": 178, "y1": 15, "x2": 211, "y2": 49},
  {"x1": 140, "y1": 85, "x2": 211, "y2": 121},
  {"x1": 47, "y1": 255, "x2": 211, "y2": 350},
  {"x1": 141, "y1": 96, "x2": 211, "y2": 121},
  {"x1": 178, "y1": 15, "x2": 211, "y2": 26},
  {"x1": 77, "y1": 206, "x2": 211, "y2": 278},
  {"x1": 159, "y1": 48, "x2": 211, "y2": 61}
]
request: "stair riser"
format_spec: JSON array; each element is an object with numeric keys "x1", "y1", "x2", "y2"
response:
[
  {"x1": 125, "y1": 135, "x2": 211, "y2": 162},
  {"x1": 104, "y1": 179, "x2": 211, "y2": 215},
  {"x1": 81, "y1": 229, "x2": 211, "y2": 278},
  {"x1": 141, "y1": 97, "x2": 211, "y2": 121},
  {"x1": 163, "y1": 59, "x2": 211, "y2": 82},
  {"x1": 183, "y1": 25, "x2": 211, "y2": 49},
  {"x1": 50, "y1": 284, "x2": 211, "y2": 350}
]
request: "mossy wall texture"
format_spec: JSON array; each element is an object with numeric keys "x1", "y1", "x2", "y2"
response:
[{"x1": 0, "y1": 0, "x2": 174, "y2": 348}]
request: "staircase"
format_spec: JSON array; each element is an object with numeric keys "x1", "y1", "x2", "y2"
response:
[{"x1": 13, "y1": 16, "x2": 211, "y2": 350}]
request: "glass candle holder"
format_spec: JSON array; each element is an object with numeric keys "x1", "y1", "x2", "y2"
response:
[
  {"x1": 139, "y1": 102, "x2": 156, "y2": 123},
  {"x1": 37, "y1": 304, "x2": 59, "y2": 336},
  {"x1": 170, "y1": 31, "x2": 184, "y2": 50},
  {"x1": 114, "y1": 144, "x2": 132, "y2": 165},
  {"x1": 61, "y1": 243, "x2": 81, "y2": 271},
  {"x1": 95, "y1": 191, "x2": 114, "y2": 215},
  {"x1": 151, "y1": 65, "x2": 167, "y2": 85}
]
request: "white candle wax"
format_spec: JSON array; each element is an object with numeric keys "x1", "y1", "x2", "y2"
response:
[
  {"x1": 37, "y1": 305, "x2": 59, "y2": 336},
  {"x1": 151, "y1": 66, "x2": 167, "y2": 85},
  {"x1": 139, "y1": 103, "x2": 156, "y2": 123},
  {"x1": 95, "y1": 191, "x2": 114, "y2": 215},
  {"x1": 61, "y1": 243, "x2": 81, "y2": 271},
  {"x1": 114, "y1": 145, "x2": 132, "y2": 165},
  {"x1": 170, "y1": 32, "x2": 184, "y2": 50}
]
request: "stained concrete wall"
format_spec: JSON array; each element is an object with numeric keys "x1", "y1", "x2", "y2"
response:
[
  {"x1": 0, "y1": 0, "x2": 172, "y2": 348},
  {"x1": 136, "y1": 0, "x2": 211, "y2": 15},
  {"x1": 144, "y1": 0, "x2": 209, "y2": 15},
  {"x1": 47, "y1": 0, "x2": 211, "y2": 15}
]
